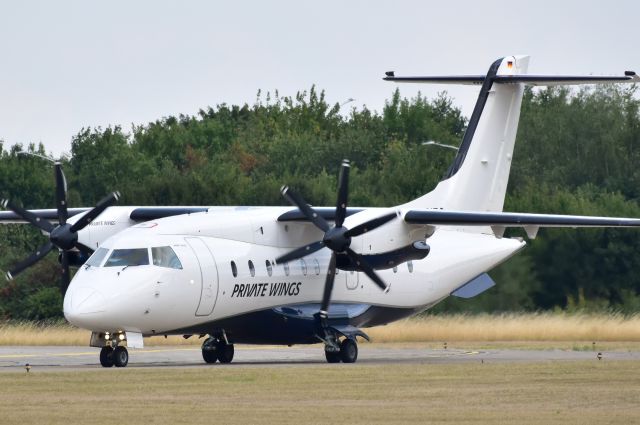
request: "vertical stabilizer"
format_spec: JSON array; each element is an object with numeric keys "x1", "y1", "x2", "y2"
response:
[{"x1": 405, "y1": 55, "x2": 529, "y2": 212}]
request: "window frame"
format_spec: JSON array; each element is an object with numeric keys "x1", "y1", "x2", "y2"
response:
[{"x1": 151, "y1": 246, "x2": 183, "y2": 270}]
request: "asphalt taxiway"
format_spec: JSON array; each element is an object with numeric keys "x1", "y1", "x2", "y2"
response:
[{"x1": 1, "y1": 345, "x2": 639, "y2": 371}]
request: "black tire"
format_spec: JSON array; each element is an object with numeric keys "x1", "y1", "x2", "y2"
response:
[
  {"x1": 340, "y1": 338, "x2": 358, "y2": 363},
  {"x1": 325, "y1": 349, "x2": 341, "y2": 363},
  {"x1": 100, "y1": 346, "x2": 114, "y2": 368},
  {"x1": 202, "y1": 348, "x2": 218, "y2": 364},
  {"x1": 217, "y1": 343, "x2": 234, "y2": 364},
  {"x1": 113, "y1": 346, "x2": 129, "y2": 368}
]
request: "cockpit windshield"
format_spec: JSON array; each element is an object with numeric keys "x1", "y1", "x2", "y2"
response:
[
  {"x1": 85, "y1": 247, "x2": 109, "y2": 267},
  {"x1": 104, "y1": 248, "x2": 150, "y2": 267}
]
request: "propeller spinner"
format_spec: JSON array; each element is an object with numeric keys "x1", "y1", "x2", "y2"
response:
[
  {"x1": 1, "y1": 162, "x2": 120, "y2": 291},
  {"x1": 275, "y1": 159, "x2": 397, "y2": 324}
]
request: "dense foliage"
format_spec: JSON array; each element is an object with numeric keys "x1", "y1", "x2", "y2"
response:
[{"x1": 1, "y1": 84, "x2": 640, "y2": 319}]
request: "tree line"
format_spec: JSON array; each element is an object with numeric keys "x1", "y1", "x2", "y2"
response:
[{"x1": 1, "y1": 84, "x2": 640, "y2": 319}]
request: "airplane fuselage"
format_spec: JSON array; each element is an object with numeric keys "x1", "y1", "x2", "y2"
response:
[{"x1": 63, "y1": 207, "x2": 524, "y2": 342}]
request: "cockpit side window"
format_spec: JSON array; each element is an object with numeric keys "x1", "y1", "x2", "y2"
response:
[
  {"x1": 151, "y1": 246, "x2": 183, "y2": 269},
  {"x1": 104, "y1": 248, "x2": 150, "y2": 267},
  {"x1": 86, "y1": 247, "x2": 109, "y2": 267}
]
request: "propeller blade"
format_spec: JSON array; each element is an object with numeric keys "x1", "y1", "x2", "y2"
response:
[
  {"x1": 281, "y1": 186, "x2": 331, "y2": 232},
  {"x1": 0, "y1": 199, "x2": 54, "y2": 233},
  {"x1": 319, "y1": 252, "x2": 337, "y2": 316},
  {"x1": 60, "y1": 250, "x2": 70, "y2": 290},
  {"x1": 74, "y1": 242, "x2": 93, "y2": 254},
  {"x1": 334, "y1": 160, "x2": 350, "y2": 228},
  {"x1": 344, "y1": 211, "x2": 398, "y2": 238},
  {"x1": 6, "y1": 241, "x2": 54, "y2": 281},
  {"x1": 345, "y1": 248, "x2": 388, "y2": 291},
  {"x1": 275, "y1": 240, "x2": 325, "y2": 265},
  {"x1": 54, "y1": 163, "x2": 68, "y2": 225},
  {"x1": 69, "y1": 191, "x2": 120, "y2": 233}
]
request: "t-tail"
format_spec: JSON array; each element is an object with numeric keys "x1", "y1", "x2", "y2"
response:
[{"x1": 385, "y1": 55, "x2": 639, "y2": 214}]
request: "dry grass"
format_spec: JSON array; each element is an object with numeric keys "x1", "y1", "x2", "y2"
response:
[
  {"x1": 0, "y1": 321, "x2": 198, "y2": 346},
  {"x1": 0, "y1": 361, "x2": 639, "y2": 424},
  {"x1": 367, "y1": 312, "x2": 640, "y2": 342},
  {"x1": 2, "y1": 312, "x2": 640, "y2": 347}
]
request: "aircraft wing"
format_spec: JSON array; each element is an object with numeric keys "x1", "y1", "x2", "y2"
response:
[
  {"x1": 278, "y1": 207, "x2": 365, "y2": 222},
  {"x1": 0, "y1": 206, "x2": 210, "y2": 224},
  {"x1": 404, "y1": 210, "x2": 640, "y2": 238},
  {"x1": 0, "y1": 208, "x2": 90, "y2": 224}
]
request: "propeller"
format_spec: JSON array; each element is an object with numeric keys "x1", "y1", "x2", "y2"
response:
[
  {"x1": 275, "y1": 159, "x2": 397, "y2": 324},
  {"x1": 1, "y1": 162, "x2": 120, "y2": 290}
]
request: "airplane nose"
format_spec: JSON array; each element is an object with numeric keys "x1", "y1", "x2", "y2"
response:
[{"x1": 64, "y1": 287, "x2": 107, "y2": 327}]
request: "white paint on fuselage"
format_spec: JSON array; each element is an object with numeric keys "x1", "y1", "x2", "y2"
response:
[{"x1": 63, "y1": 207, "x2": 525, "y2": 335}]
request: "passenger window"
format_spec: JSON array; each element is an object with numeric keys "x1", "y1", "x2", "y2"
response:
[
  {"x1": 151, "y1": 246, "x2": 183, "y2": 269},
  {"x1": 248, "y1": 260, "x2": 255, "y2": 277},
  {"x1": 313, "y1": 259, "x2": 320, "y2": 275},
  {"x1": 104, "y1": 248, "x2": 149, "y2": 267},
  {"x1": 231, "y1": 261, "x2": 238, "y2": 277},
  {"x1": 407, "y1": 260, "x2": 413, "y2": 273},
  {"x1": 284, "y1": 262, "x2": 290, "y2": 276},
  {"x1": 266, "y1": 260, "x2": 273, "y2": 277},
  {"x1": 86, "y1": 247, "x2": 109, "y2": 267},
  {"x1": 300, "y1": 259, "x2": 307, "y2": 276}
]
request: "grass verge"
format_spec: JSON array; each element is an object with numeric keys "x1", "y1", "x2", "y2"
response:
[{"x1": 0, "y1": 361, "x2": 638, "y2": 424}]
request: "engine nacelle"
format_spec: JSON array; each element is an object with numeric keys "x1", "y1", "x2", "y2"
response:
[{"x1": 336, "y1": 241, "x2": 430, "y2": 271}]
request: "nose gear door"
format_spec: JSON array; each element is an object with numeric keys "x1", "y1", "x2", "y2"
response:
[{"x1": 186, "y1": 237, "x2": 219, "y2": 316}]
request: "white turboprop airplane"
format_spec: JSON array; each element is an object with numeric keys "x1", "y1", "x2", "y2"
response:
[{"x1": 2, "y1": 55, "x2": 640, "y2": 368}]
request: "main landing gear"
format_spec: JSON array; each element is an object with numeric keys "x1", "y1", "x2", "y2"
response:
[
  {"x1": 324, "y1": 337, "x2": 358, "y2": 363},
  {"x1": 201, "y1": 335, "x2": 235, "y2": 364}
]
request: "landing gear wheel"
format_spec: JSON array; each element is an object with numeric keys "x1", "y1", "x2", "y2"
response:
[
  {"x1": 113, "y1": 346, "x2": 129, "y2": 367},
  {"x1": 202, "y1": 348, "x2": 218, "y2": 364},
  {"x1": 340, "y1": 338, "x2": 358, "y2": 363},
  {"x1": 325, "y1": 349, "x2": 341, "y2": 363},
  {"x1": 217, "y1": 343, "x2": 234, "y2": 364},
  {"x1": 100, "y1": 346, "x2": 114, "y2": 368}
]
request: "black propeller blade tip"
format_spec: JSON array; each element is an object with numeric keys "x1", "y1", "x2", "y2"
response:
[{"x1": 1, "y1": 199, "x2": 7, "y2": 209}]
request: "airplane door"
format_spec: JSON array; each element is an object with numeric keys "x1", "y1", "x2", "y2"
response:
[{"x1": 186, "y1": 237, "x2": 219, "y2": 316}]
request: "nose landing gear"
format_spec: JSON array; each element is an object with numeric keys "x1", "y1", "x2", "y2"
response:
[
  {"x1": 99, "y1": 346, "x2": 129, "y2": 367},
  {"x1": 93, "y1": 331, "x2": 134, "y2": 368}
]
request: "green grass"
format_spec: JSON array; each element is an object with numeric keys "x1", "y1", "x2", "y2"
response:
[{"x1": 0, "y1": 361, "x2": 639, "y2": 424}]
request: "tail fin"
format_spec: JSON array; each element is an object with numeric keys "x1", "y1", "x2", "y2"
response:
[
  {"x1": 406, "y1": 55, "x2": 529, "y2": 212},
  {"x1": 386, "y1": 56, "x2": 639, "y2": 213}
]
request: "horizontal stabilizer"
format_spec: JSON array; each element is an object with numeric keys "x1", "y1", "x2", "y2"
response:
[
  {"x1": 404, "y1": 210, "x2": 640, "y2": 228},
  {"x1": 452, "y1": 273, "x2": 495, "y2": 298},
  {"x1": 384, "y1": 73, "x2": 639, "y2": 86}
]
